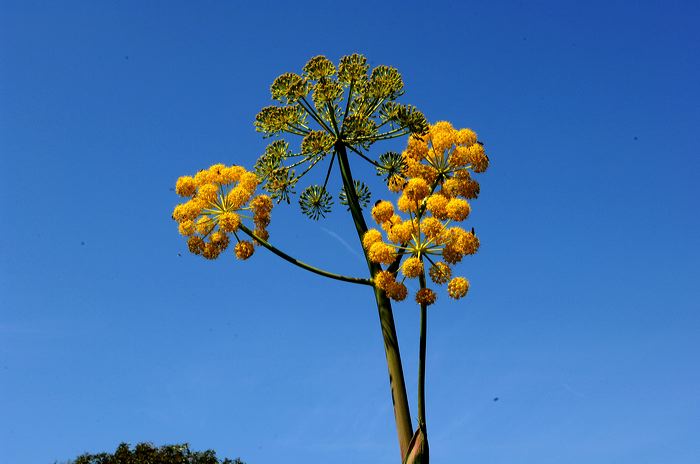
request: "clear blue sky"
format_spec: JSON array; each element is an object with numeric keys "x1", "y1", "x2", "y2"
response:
[{"x1": 1, "y1": 1, "x2": 699, "y2": 463}]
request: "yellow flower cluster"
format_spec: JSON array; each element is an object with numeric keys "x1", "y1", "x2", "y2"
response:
[
  {"x1": 172, "y1": 164, "x2": 272, "y2": 260},
  {"x1": 365, "y1": 122, "x2": 488, "y2": 305},
  {"x1": 399, "y1": 121, "x2": 487, "y2": 201}
]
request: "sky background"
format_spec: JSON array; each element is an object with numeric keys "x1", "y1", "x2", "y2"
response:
[{"x1": 1, "y1": 1, "x2": 699, "y2": 463}]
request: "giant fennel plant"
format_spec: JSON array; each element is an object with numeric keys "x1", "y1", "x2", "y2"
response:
[{"x1": 171, "y1": 54, "x2": 489, "y2": 463}]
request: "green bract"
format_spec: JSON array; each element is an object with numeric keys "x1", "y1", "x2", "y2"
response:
[
  {"x1": 339, "y1": 179, "x2": 371, "y2": 210},
  {"x1": 299, "y1": 185, "x2": 333, "y2": 220}
]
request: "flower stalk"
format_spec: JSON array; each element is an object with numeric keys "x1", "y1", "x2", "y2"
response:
[
  {"x1": 238, "y1": 223, "x2": 371, "y2": 286},
  {"x1": 172, "y1": 54, "x2": 491, "y2": 464},
  {"x1": 336, "y1": 141, "x2": 415, "y2": 459}
]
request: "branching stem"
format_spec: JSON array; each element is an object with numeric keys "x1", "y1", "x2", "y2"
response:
[{"x1": 238, "y1": 223, "x2": 371, "y2": 286}]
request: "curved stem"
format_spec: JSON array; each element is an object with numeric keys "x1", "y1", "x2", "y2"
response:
[
  {"x1": 238, "y1": 224, "x2": 371, "y2": 286},
  {"x1": 346, "y1": 144, "x2": 383, "y2": 168},
  {"x1": 321, "y1": 152, "x2": 336, "y2": 190},
  {"x1": 335, "y1": 142, "x2": 414, "y2": 460}
]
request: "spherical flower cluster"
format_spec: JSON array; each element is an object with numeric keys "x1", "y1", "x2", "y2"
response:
[
  {"x1": 373, "y1": 270, "x2": 408, "y2": 302},
  {"x1": 429, "y1": 262, "x2": 451, "y2": 285},
  {"x1": 415, "y1": 288, "x2": 437, "y2": 306},
  {"x1": 363, "y1": 188, "x2": 478, "y2": 303},
  {"x1": 172, "y1": 164, "x2": 272, "y2": 260},
  {"x1": 363, "y1": 121, "x2": 488, "y2": 305},
  {"x1": 401, "y1": 256, "x2": 424, "y2": 278},
  {"x1": 371, "y1": 201, "x2": 394, "y2": 224},
  {"x1": 367, "y1": 242, "x2": 396, "y2": 265},
  {"x1": 394, "y1": 122, "x2": 489, "y2": 202},
  {"x1": 234, "y1": 241, "x2": 255, "y2": 260},
  {"x1": 447, "y1": 277, "x2": 469, "y2": 299}
]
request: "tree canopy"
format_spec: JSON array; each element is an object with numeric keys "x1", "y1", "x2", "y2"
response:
[{"x1": 66, "y1": 442, "x2": 244, "y2": 464}]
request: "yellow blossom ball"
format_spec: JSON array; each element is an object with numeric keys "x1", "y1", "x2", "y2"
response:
[
  {"x1": 403, "y1": 178, "x2": 430, "y2": 202},
  {"x1": 420, "y1": 217, "x2": 444, "y2": 240},
  {"x1": 442, "y1": 227, "x2": 472, "y2": 251},
  {"x1": 239, "y1": 171, "x2": 259, "y2": 192},
  {"x1": 397, "y1": 193, "x2": 418, "y2": 213},
  {"x1": 218, "y1": 212, "x2": 241, "y2": 232},
  {"x1": 467, "y1": 144, "x2": 489, "y2": 173},
  {"x1": 210, "y1": 231, "x2": 230, "y2": 250},
  {"x1": 401, "y1": 256, "x2": 424, "y2": 278},
  {"x1": 254, "y1": 211, "x2": 271, "y2": 228},
  {"x1": 447, "y1": 277, "x2": 469, "y2": 299},
  {"x1": 426, "y1": 194, "x2": 449, "y2": 219},
  {"x1": 455, "y1": 128, "x2": 477, "y2": 147},
  {"x1": 194, "y1": 170, "x2": 212, "y2": 187},
  {"x1": 372, "y1": 201, "x2": 395, "y2": 224},
  {"x1": 221, "y1": 165, "x2": 246, "y2": 184},
  {"x1": 387, "y1": 174, "x2": 406, "y2": 193},
  {"x1": 445, "y1": 176, "x2": 479, "y2": 199},
  {"x1": 186, "y1": 199, "x2": 205, "y2": 218},
  {"x1": 172, "y1": 199, "x2": 203, "y2": 222},
  {"x1": 404, "y1": 160, "x2": 438, "y2": 185},
  {"x1": 197, "y1": 183, "x2": 218, "y2": 204},
  {"x1": 431, "y1": 121, "x2": 454, "y2": 133},
  {"x1": 460, "y1": 231, "x2": 480, "y2": 255},
  {"x1": 381, "y1": 214, "x2": 402, "y2": 232},
  {"x1": 187, "y1": 236, "x2": 204, "y2": 255},
  {"x1": 431, "y1": 129, "x2": 455, "y2": 154},
  {"x1": 387, "y1": 222, "x2": 413, "y2": 244},
  {"x1": 462, "y1": 179, "x2": 480, "y2": 199},
  {"x1": 387, "y1": 282, "x2": 408, "y2": 301},
  {"x1": 227, "y1": 186, "x2": 252, "y2": 209},
  {"x1": 363, "y1": 229, "x2": 384, "y2": 250},
  {"x1": 448, "y1": 146, "x2": 470, "y2": 167},
  {"x1": 368, "y1": 242, "x2": 397, "y2": 265},
  {"x1": 429, "y1": 121, "x2": 454, "y2": 151},
  {"x1": 415, "y1": 288, "x2": 437, "y2": 306},
  {"x1": 172, "y1": 203, "x2": 188, "y2": 222},
  {"x1": 374, "y1": 270, "x2": 396, "y2": 290},
  {"x1": 250, "y1": 195, "x2": 273, "y2": 214},
  {"x1": 195, "y1": 216, "x2": 212, "y2": 234},
  {"x1": 446, "y1": 198, "x2": 471, "y2": 221},
  {"x1": 429, "y1": 261, "x2": 452, "y2": 285},
  {"x1": 178, "y1": 219, "x2": 195, "y2": 236},
  {"x1": 202, "y1": 242, "x2": 222, "y2": 260},
  {"x1": 175, "y1": 176, "x2": 197, "y2": 197},
  {"x1": 234, "y1": 241, "x2": 255, "y2": 260},
  {"x1": 442, "y1": 244, "x2": 464, "y2": 265},
  {"x1": 208, "y1": 163, "x2": 227, "y2": 183},
  {"x1": 406, "y1": 136, "x2": 429, "y2": 160},
  {"x1": 442, "y1": 178, "x2": 460, "y2": 197}
]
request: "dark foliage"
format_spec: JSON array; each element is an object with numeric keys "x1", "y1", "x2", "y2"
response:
[{"x1": 67, "y1": 442, "x2": 244, "y2": 464}]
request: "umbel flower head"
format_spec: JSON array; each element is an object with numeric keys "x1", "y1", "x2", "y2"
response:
[
  {"x1": 363, "y1": 122, "x2": 489, "y2": 305},
  {"x1": 384, "y1": 121, "x2": 488, "y2": 196},
  {"x1": 172, "y1": 164, "x2": 273, "y2": 260},
  {"x1": 253, "y1": 54, "x2": 430, "y2": 220},
  {"x1": 365, "y1": 197, "x2": 478, "y2": 304}
]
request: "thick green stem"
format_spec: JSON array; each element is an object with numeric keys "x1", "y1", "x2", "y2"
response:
[
  {"x1": 417, "y1": 273, "x2": 428, "y2": 432},
  {"x1": 335, "y1": 142, "x2": 414, "y2": 460}
]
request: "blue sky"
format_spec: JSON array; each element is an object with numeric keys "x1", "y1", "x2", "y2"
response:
[{"x1": 1, "y1": 1, "x2": 699, "y2": 463}]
